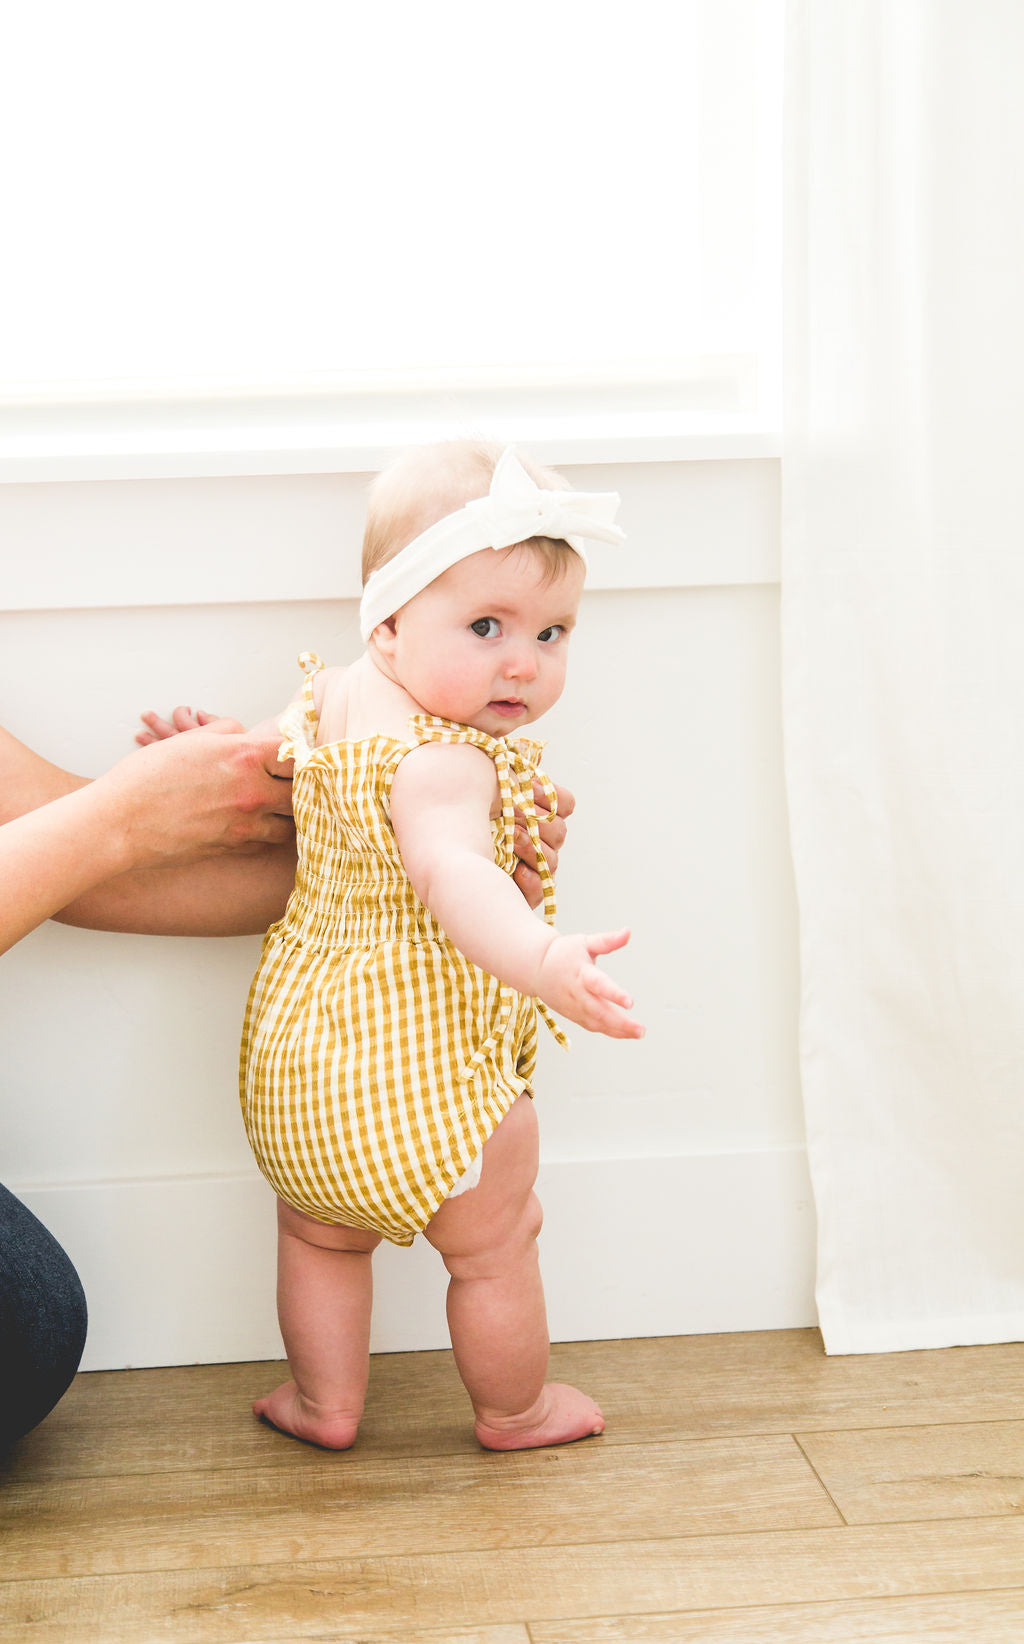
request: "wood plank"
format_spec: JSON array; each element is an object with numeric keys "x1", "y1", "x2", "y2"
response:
[
  {"x1": 529, "y1": 1588, "x2": 1024, "y2": 1642},
  {"x1": 2, "y1": 1519, "x2": 1024, "y2": 1643},
  {"x1": 277, "y1": 1633, "x2": 528, "y2": 1644},
  {"x1": 9, "y1": 1332, "x2": 1024, "y2": 1482},
  {"x1": 796, "y1": 1421, "x2": 1024, "y2": 1524},
  {"x1": 0, "y1": 1436, "x2": 839, "y2": 1580},
  {"x1": 0, "y1": 1354, "x2": 472, "y2": 1482}
]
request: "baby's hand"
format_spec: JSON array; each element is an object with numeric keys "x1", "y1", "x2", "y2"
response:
[
  {"x1": 536, "y1": 928, "x2": 644, "y2": 1040},
  {"x1": 136, "y1": 706, "x2": 216, "y2": 747}
]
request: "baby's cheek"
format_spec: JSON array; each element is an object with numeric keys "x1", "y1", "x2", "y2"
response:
[
  {"x1": 429, "y1": 660, "x2": 483, "y2": 718},
  {"x1": 540, "y1": 659, "x2": 569, "y2": 709}
]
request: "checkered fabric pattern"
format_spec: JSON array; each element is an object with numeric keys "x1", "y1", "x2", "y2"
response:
[{"x1": 239, "y1": 653, "x2": 565, "y2": 1246}]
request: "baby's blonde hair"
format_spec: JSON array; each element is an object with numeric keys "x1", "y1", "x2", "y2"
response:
[{"x1": 361, "y1": 440, "x2": 580, "y2": 588}]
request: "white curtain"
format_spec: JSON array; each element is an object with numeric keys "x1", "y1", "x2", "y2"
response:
[{"x1": 783, "y1": 1, "x2": 1024, "y2": 1352}]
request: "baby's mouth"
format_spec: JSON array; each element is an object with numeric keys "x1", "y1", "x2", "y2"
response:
[{"x1": 489, "y1": 698, "x2": 527, "y2": 716}]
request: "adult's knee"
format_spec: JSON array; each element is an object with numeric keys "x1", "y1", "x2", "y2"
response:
[{"x1": 0, "y1": 1187, "x2": 88, "y2": 1446}]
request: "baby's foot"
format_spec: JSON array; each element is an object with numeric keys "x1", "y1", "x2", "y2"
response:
[
  {"x1": 474, "y1": 1382, "x2": 604, "y2": 1451},
  {"x1": 252, "y1": 1379, "x2": 360, "y2": 1450}
]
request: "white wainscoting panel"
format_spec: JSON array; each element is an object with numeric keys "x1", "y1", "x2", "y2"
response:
[
  {"x1": 1, "y1": 456, "x2": 806, "y2": 1369},
  {"x1": 19, "y1": 1148, "x2": 816, "y2": 1371},
  {"x1": 0, "y1": 459, "x2": 779, "y2": 612}
]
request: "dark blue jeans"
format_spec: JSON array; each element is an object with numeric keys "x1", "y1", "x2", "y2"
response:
[{"x1": 0, "y1": 1183, "x2": 88, "y2": 1447}]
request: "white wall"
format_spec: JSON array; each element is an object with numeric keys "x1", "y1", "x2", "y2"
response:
[{"x1": 0, "y1": 456, "x2": 814, "y2": 1369}]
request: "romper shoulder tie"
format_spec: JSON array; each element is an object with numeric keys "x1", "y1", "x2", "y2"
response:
[
  {"x1": 277, "y1": 650, "x2": 325, "y2": 767},
  {"x1": 406, "y1": 714, "x2": 569, "y2": 1072}
]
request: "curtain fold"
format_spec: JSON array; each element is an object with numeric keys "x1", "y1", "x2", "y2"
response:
[{"x1": 783, "y1": 1, "x2": 1024, "y2": 1352}]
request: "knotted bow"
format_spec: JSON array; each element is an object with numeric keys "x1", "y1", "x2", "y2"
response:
[{"x1": 461, "y1": 446, "x2": 625, "y2": 557}]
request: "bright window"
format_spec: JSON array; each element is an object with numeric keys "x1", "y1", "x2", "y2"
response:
[{"x1": 3, "y1": 0, "x2": 782, "y2": 432}]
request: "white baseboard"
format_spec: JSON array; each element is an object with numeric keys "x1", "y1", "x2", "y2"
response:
[{"x1": 16, "y1": 1149, "x2": 817, "y2": 1372}]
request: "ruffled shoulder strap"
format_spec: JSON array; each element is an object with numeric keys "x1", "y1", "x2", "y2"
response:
[
  {"x1": 406, "y1": 713, "x2": 504, "y2": 759},
  {"x1": 276, "y1": 650, "x2": 325, "y2": 765}
]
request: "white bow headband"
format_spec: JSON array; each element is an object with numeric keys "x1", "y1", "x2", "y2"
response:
[{"x1": 359, "y1": 446, "x2": 625, "y2": 641}]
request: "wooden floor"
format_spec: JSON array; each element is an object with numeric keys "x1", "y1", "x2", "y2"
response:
[{"x1": 2, "y1": 1330, "x2": 1024, "y2": 1642}]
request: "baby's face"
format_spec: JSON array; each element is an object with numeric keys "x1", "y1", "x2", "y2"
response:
[{"x1": 379, "y1": 544, "x2": 585, "y2": 736}]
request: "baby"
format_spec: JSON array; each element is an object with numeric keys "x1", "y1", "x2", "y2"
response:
[{"x1": 239, "y1": 440, "x2": 643, "y2": 1451}]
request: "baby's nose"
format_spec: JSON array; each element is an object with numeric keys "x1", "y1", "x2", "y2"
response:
[{"x1": 503, "y1": 643, "x2": 538, "y2": 680}]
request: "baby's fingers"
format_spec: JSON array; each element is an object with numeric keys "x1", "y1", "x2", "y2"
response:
[
  {"x1": 607, "y1": 1016, "x2": 646, "y2": 1040},
  {"x1": 586, "y1": 1000, "x2": 646, "y2": 1040},
  {"x1": 582, "y1": 966, "x2": 645, "y2": 1039},
  {"x1": 584, "y1": 926, "x2": 631, "y2": 961},
  {"x1": 583, "y1": 965, "x2": 633, "y2": 1011}
]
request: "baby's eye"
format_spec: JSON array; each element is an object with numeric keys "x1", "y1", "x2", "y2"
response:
[
  {"x1": 470, "y1": 617, "x2": 500, "y2": 638},
  {"x1": 537, "y1": 625, "x2": 565, "y2": 643}
]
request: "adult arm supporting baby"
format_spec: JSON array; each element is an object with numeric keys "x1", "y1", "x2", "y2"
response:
[
  {"x1": 0, "y1": 721, "x2": 296, "y2": 953},
  {"x1": 137, "y1": 701, "x2": 574, "y2": 914},
  {"x1": 390, "y1": 741, "x2": 643, "y2": 1041}
]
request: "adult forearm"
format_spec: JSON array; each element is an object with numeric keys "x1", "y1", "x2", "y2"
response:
[
  {"x1": 0, "y1": 727, "x2": 89, "y2": 824},
  {"x1": 0, "y1": 721, "x2": 295, "y2": 948},
  {"x1": 0, "y1": 783, "x2": 139, "y2": 955},
  {"x1": 53, "y1": 845, "x2": 297, "y2": 937}
]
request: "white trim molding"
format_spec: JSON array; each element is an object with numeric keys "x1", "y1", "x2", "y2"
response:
[
  {"x1": 0, "y1": 457, "x2": 781, "y2": 613},
  {"x1": 17, "y1": 1149, "x2": 817, "y2": 1371}
]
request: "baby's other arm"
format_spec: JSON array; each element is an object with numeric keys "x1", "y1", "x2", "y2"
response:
[{"x1": 390, "y1": 744, "x2": 642, "y2": 1040}]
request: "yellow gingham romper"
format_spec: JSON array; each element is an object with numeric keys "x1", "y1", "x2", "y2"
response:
[{"x1": 239, "y1": 653, "x2": 566, "y2": 1246}]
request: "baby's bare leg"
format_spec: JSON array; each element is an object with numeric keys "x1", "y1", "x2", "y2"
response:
[
  {"x1": 253, "y1": 1199, "x2": 381, "y2": 1449},
  {"x1": 425, "y1": 1095, "x2": 604, "y2": 1450}
]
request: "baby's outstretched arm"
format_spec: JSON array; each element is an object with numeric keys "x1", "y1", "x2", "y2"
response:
[{"x1": 390, "y1": 743, "x2": 643, "y2": 1041}]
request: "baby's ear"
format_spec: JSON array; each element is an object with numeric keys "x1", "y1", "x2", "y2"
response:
[{"x1": 371, "y1": 617, "x2": 398, "y2": 657}]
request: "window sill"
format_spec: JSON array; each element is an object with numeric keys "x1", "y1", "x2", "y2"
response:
[{"x1": 1, "y1": 377, "x2": 780, "y2": 484}]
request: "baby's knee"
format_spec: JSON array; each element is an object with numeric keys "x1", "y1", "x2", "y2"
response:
[
  {"x1": 484, "y1": 1186, "x2": 544, "y2": 1260},
  {"x1": 444, "y1": 1189, "x2": 543, "y2": 1282},
  {"x1": 520, "y1": 1188, "x2": 544, "y2": 1246}
]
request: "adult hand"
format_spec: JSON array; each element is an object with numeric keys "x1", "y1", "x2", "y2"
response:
[
  {"x1": 512, "y1": 778, "x2": 575, "y2": 909},
  {"x1": 109, "y1": 720, "x2": 294, "y2": 861}
]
